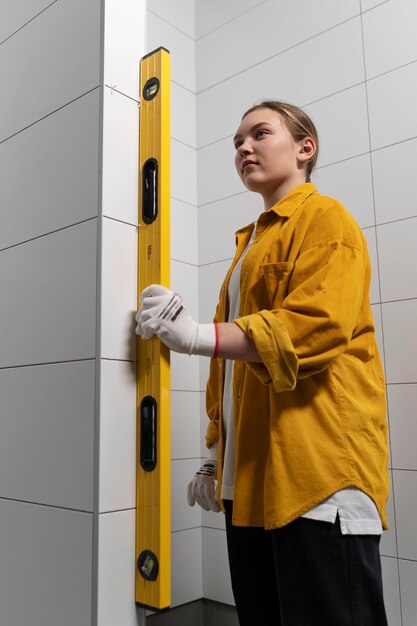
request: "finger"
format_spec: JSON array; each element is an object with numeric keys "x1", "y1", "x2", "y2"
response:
[
  {"x1": 197, "y1": 483, "x2": 211, "y2": 511},
  {"x1": 187, "y1": 482, "x2": 196, "y2": 507},
  {"x1": 141, "y1": 284, "x2": 172, "y2": 301}
]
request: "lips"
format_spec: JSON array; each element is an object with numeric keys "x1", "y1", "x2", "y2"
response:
[{"x1": 241, "y1": 159, "x2": 257, "y2": 172}]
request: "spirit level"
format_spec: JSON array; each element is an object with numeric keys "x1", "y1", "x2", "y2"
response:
[{"x1": 136, "y1": 46, "x2": 171, "y2": 612}]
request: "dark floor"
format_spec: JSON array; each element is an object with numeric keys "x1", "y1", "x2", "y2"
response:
[{"x1": 147, "y1": 598, "x2": 239, "y2": 626}]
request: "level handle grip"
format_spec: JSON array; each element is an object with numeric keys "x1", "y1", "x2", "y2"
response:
[
  {"x1": 142, "y1": 158, "x2": 158, "y2": 224},
  {"x1": 140, "y1": 396, "x2": 157, "y2": 471}
]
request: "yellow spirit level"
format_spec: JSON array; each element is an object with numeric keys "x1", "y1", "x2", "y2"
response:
[{"x1": 136, "y1": 46, "x2": 171, "y2": 612}]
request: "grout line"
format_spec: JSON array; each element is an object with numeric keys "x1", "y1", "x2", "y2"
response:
[
  {"x1": 0, "y1": 495, "x2": 92, "y2": 515},
  {"x1": 0, "y1": 358, "x2": 96, "y2": 371},
  {"x1": 103, "y1": 214, "x2": 138, "y2": 229},
  {"x1": 360, "y1": 0, "x2": 391, "y2": 14},
  {"x1": 99, "y1": 507, "x2": 136, "y2": 516},
  {"x1": 147, "y1": 8, "x2": 195, "y2": 42},
  {"x1": 0, "y1": 86, "x2": 100, "y2": 146},
  {"x1": 195, "y1": 0, "x2": 267, "y2": 41},
  {"x1": 104, "y1": 84, "x2": 139, "y2": 104},
  {"x1": 0, "y1": 216, "x2": 98, "y2": 253},
  {"x1": 0, "y1": 0, "x2": 58, "y2": 47}
]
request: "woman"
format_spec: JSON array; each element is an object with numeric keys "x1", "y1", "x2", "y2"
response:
[{"x1": 136, "y1": 100, "x2": 389, "y2": 625}]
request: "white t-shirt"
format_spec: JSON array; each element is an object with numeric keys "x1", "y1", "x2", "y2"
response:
[{"x1": 219, "y1": 222, "x2": 382, "y2": 535}]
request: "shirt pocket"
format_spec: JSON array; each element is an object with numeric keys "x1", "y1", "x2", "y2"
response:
[{"x1": 260, "y1": 261, "x2": 294, "y2": 308}]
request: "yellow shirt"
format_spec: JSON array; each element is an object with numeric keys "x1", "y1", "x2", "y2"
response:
[{"x1": 205, "y1": 183, "x2": 389, "y2": 530}]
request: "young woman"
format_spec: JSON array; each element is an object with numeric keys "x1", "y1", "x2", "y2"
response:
[{"x1": 136, "y1": 101, "x2": 389, "y2": 625}]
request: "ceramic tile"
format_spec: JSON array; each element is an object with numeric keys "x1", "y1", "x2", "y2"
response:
[
  {"x1": 372, "y1": 138, "x2": 417, "y2": 225},
  {"x1": 0, "y1": 0, "x2": 100, "y2": 142},
  {"x1": 99, "y1": 360, "x2": 137, "y2": 513},
  {"x1": 102, "y1": 87, "x2": 140, "y2": 226},
  {"x1": 362, "y1": 226, "x2": 381, "y2": 304},
  {"x1": 392, "y1": 469, "x2": 417, "y2": 560},
  {"x1": 98, "y1": 510, "x2": 144, "y2": 626},
  {"x1": 149, "y1": 0, "x2": 195, "y2": 39},
  {"x1": 101, "y1": 218, "x2": 138, "y2": 361},
  {"x1": 171, "y1": 391, "x2": 201, "y2": 459},
  {"x1": 196, "y1": 0, "x2": 360, "y2": 91},
  {"x1": 313, "y1": 154, "x2": 375, "y2": 229},
  {"x1": 104, "y1": 0, "x2": 146, "y2": 100},
  {"x1": 367, "y1": 62, "x2": 417, "y2": 151},
  {"x1": 305, "y1": 84, "x2": 369, "y2": 168},
  {"x1": 363, "y1": 0, "x2": 417, "y2": 79},
  {"x1": 399, "y1": 558, "x2": 417, "y2": 626},
  {"x1": 0, "y1": 361, "x2": 95, "y2": 510},
  {"x1": 171, "y1": 198, "x2": 198, "y2": 266},
  {"x1": 378, "y1": 218, "x2": 417, "y2": 302},
  {"x1": 388, "y1": 384, "x2": 417, "y2": 470},
  {"x1": 0, "y1": 89, "x2": 99, "y2": 250},
  {"x1": 202, "y1": 527, "x2": 234, "y2": 605},
  {"x1": 196, "y1": 0, "x2": 264, "y2": 39},
  {"x1": 171, "y1": 528, "x2": 203, "y2": 606},
  {"x1": 171, "y1": 139, "x2": 197, "y2": 206},
  {"x1": 171, "y1": 459, "x2": 203, "y2": 532},
  {"x1": 382, "y1": 300, "x2": 417, "y2": 384},
  {"x1": 147, "y1": 11, "x2": 195, "y2": 93},
  {"x1": 380, "y1": 556, "x2": 402, "y2": 626},
  {"x1": 0, "y1": 220, "x2": 97, "y2": 367},
  {"x1": 0, "y1": 0, "x2": 55, "y2": 43},
  {"x1": 197, "y1": 17, "x2": 364, "y2": 148},
  {"x1": 0, "y1": 499, "x2": 92, "y2": 626}
]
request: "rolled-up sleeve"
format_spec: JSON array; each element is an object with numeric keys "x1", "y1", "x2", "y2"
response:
[{"x1": 234, "y1": 239, "x2": 366, "y2": 392}]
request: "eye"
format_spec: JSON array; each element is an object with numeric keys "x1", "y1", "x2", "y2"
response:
[
  {"x1": 255, "y1": 128, "x2": 268, "y2": 139},
  {"x1": 234, "y1": 139, "x2": 242, "y2": 150}
]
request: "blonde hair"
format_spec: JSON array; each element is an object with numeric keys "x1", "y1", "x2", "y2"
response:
[{"x1": 242, "y1": 100, "x2": 319, "y2": 181}]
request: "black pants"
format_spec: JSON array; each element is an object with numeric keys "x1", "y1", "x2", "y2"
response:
[{"x1": 224, "y1": 500, "x2": 388, "y2": 626}]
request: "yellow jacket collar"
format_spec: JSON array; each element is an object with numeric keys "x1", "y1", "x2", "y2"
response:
[{"x1": 269, "y1": 182, "x2": 317, "y2": 217}]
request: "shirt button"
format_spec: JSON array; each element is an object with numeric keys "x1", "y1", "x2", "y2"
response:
[{"x1": 234, "y1": 394, "x2": 240, "y2": 401}]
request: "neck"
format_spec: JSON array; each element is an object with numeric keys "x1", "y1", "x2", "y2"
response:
[{"x1": 262, "y1": 175, "x2": 307, "y2": 211}]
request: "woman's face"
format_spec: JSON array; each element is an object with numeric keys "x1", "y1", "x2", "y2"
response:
[{"x1": 233, "y1": 108, "x2": 312, "y2": 207}]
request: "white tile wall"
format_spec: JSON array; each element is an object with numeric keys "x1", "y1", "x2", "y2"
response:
[
  {"x1": 0, "y1": 89, "x2": 100, "y2": 250},
  {"x1": 367, "y1": 61, "x2": 417, "y2": 151},
  {"x1": 196, "y1": 0, "x2": 360, "y2": 91},
  {"x1": 378, "y1": 218, "x2": 417, "y2": 302},
  {"x1": 313, "y1": 154, "x2": 375, "y2": 229},
  {"x1": 198, "y1": 192, "x2": 258, "y2": 265},
  {"x1": 171, "y1": 198, "x2": 198, "y2": 265},
  {"x1": 171, "y1": 528, "x2": 203, "y2": 606},
  {"x1": 392, "y1": 470, "x2": 417, "y2": 560},
  {"x1": 171, "y1": 390, "x2": 201, "y2": 459},
  {"x1": 380, "y1": 471, "x2": 397, "y2": 558},
  {"x1": 196, "y1": 0, "x2": 264, "y2": 39},
  {"x1": 0, "y1": 499, "x2": 93, "y2": 626},
  {"x1": 381, "y1": 556, "x2": 402, "y2": 626},
  {"x1": 198, "y1": 137, "x2": 242, "y2": 206},
  {"x1": 171, "y1": 458, "x2": 202, "y2": 532},
  {"x1": 388, "y1": 384, "x2": 417, "y2": 470},
  {"x1": 148, "y1": 0, "x2": 195, "y2": 39},
  {"x1": 197, "y1": 17, "x2": 364, "y2": 148},
  {"x1": 101, "y1": 217, "x2": 138, "y2": 361},
  {"x1": 372, "y1": 138, "x2": 417, "y2": 225},
  {"x1": 362, "y1": 227, "x2": 381, "y2": 305},
  {"x1": 104, "y1": 0, "x2": 146, "y2": 100},
  {"x1": 99, "y1": 360, "x2": 137, "y2": 513},
  {"x1": 382, "y1": 300, "x2": 417, "y2": 384},
  {"x1": 0, "y1": 361, "x2": 95, "y2": 511},
  {"x1": 199, "y1": 260, "x2": 231, "y2": 324},
  {"x1": 0, "y1": 0, "x2": 56, "y2": 43},
  {"x1": 0, "y1": 220, "x2": 97, "y2": 368},
  {"x1": 0, "y1": 0, "x2": 101, "y2": 142},
  {"x1": 102, "y1": 88, "x2": 140, "y2": 226},
  {"x1": 362, "y1": 0, "x2": 417, "y2": 79},
  {"x1": 399, "y1": 559, "x2": 417, "y2": 626},
  {"x1": 171, "y1": 139, "x2": 197, "y2": 206},
  {"x1": 305, "y1": 85, "x2": 370, "y2": 168},
  {"x1": 147, "y1": 11, "x2": 195, "y2": 93},
  {"x1": 171, "y1": 81, "x2": 197, "y2": 148},
  {"x1": 202, "y1": 527, "x2": 234, "y2": 605},
  {"x1": 97, "y1": 510, "x2": 143, "y2": 626}
]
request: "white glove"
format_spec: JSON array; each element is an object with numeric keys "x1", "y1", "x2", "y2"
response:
[
  {"x1": 187, "y1": 460, "x2": 220, "y2": 512},
  {"x1": 135, "y1": 284, "x2": 216, "y2": 356}
]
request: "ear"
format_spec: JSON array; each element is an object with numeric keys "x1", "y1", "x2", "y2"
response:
[{"x1": 297, "y1": 137, "x2": 316, "y2": 165}]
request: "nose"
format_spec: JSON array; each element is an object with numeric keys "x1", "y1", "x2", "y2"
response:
[{"x1": 237, "y1": 137, "x2": 253, "y2": 155}]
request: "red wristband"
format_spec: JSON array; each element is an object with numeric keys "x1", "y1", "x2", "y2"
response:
[{"x1": 212, "y1": 323, "x2": 220, "y2": 358}]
